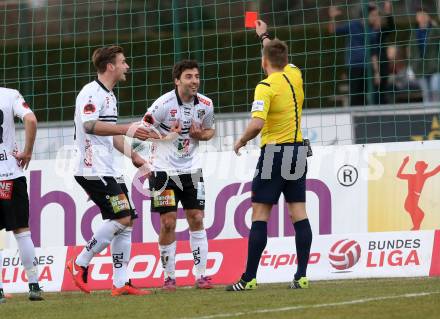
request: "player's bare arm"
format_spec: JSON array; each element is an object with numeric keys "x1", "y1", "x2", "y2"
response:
[
  {"x1": 112, "y1": 135, "x2": 146, "y2": 168},
  {"x1": 13, "y1": 112, "x2": 37, "y2": 170},
  {"x1": 189, "y1": 122, "x2": 215, "y2": 141},
  {"x1": 234, "y1": 118, "x2": 264, "y2": 155},
  {"x1": 83, "y1": 120, "x2": 152, "y2": 140}
]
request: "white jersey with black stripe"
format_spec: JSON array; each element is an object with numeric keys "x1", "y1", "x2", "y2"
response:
[
  {"x1": 74, "y1": 79, "x2": 119, "y2": 177},
  {"x1": 0, "y1": 87, "x2": 33, "y2": 180},
  {"x1": 144, "y1": 89, "x2": 215, "y2": 174}
]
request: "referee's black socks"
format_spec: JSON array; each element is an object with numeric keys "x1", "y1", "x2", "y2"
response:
[
  {"x1": 242, "y1": 221, "x2": 267, "y2": 282},
  {"x1": 293, "y1": 218, "x2": 312, "y2": 280}
]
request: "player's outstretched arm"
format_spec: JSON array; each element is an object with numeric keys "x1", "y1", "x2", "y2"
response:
[
  {"x1": 113, "y1": 135, "x2": 146, "y2": 168},
  {"x1": 14, "y1": 112, "x2": 37, "y2": 169},
  {"x1": 83, "y1": 120, "x2": 153, "y2": 140}
]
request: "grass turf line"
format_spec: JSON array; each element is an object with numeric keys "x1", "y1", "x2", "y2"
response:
[{"x1": 0, "y1": 277, "x2": 439, "y2": 319}]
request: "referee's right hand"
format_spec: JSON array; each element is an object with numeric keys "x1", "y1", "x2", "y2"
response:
[
  {"x1": 255, "y1": 20, "x2": 267, "y2": 37},
  {"x1": 234, "y1": 138, "x2": 247, "y2": 156}
]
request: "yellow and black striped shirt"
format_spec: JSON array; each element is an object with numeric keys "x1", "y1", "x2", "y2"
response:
[{"x1": 251, "y1": 64, "x2": 304, "y2": 147}]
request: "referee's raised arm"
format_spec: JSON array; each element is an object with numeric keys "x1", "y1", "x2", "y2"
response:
[{"x1": 255, "y1": 20, "x2": 271, "y2": 47}]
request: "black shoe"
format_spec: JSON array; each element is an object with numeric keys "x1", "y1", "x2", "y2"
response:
[
  {"x1": 28, "y1": 283, "x2": 44, "y2": 301},
  {"x1": 225, "y1": 278, "x2": 257, "y2": 291}
]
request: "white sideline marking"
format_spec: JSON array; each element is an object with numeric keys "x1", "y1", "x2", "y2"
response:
[{"x1": 185, "y1": 291, "x2": 440, "y2": 319}]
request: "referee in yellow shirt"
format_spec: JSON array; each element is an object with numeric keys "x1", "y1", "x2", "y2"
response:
[{"x1": 226, "y1": 20, "x2": 312, "y2": 291}]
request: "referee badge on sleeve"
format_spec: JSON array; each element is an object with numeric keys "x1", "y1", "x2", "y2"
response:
[{"x1": 251, "y1": 100, "x2": 264, "y2": 112}]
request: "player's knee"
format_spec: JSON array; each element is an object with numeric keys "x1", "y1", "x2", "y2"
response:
[
  {"x1": 161, "y1": 217, "x2": 176, "y2": 233},
  {"x1": 12, "y1": 227, "x2": 30, "y2": 235},
  {"x1": 287, "y1": 202, "x2": 308, "y2": 223},
  {"x1": 115, "y1": 216, "x2": 131, "y2": 227},
  {"x1": 188, "y1": 212, "x2": 204, "y2": 230}
]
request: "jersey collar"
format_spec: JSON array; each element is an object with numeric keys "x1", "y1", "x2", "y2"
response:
[
  {"x1": 95, "y1": 79, "x2": 110, "y2": 93},
  {"x1": 175, "y1": 88, "x2": 199, "y2": 106}
]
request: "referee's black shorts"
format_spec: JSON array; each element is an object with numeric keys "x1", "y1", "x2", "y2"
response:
[
  {"x1": 75, "y1": 176, "x2": 138, "y2": 220},
  {"x1": 251, "y1": 142, "x2": 307, "y2": 204},
  {"x1": 0, "y1": 177, "x2": 30, "y2": 231}
]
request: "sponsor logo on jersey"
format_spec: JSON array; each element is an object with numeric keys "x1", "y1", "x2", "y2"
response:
[
  {"x1": 197, "y1": 109, "x2": 205, "y2": 119},
  {"x1": 84, "y1": 139, "x2": 93, "y2": 167},
  {"x1": 143, "y1": 113, "x2": 154, "y2": 124},
  {"x1": 0, "y1": 149, "x2": 8, "y2": 161},
  {"x1": 83, "y1": 103, "x2": 96, "y2": 114},
  {"x1": 198, "y1": 96, "x2": 211, "y2": 106},
  {"x1": 22, "y1": 102, "x2": 30, "y2": 109},
  {"x1": 170, "y1": 109, "x2": 177, "y2": 117}
]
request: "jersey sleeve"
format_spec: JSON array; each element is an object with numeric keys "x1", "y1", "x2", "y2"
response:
[
  {"x1": 251, "y1": 82, "x2": 272, "y2": 121},
  {"x1": 202, "y1": 105, "x2": 215, "y2": 129},
  {"x1": 12, "y1": 91, "x2": 33, "y2": 120},
  {"x1": 76, "y1": 91, "x2": 102, "y2": 123},
  {"x1": 144, "y1": 99, "x2": 167, "y2": 128}
]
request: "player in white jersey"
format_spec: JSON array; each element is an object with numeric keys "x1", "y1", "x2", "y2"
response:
[
  {"x1": 66, "y1": 45, "x2": 154, "y2": 296},
  {"x1": 143, "y1": 60, "x2": 215, "y2": 290},
  {"x1": 0, "y1": 88, "x2": 43, "y2": 302}
]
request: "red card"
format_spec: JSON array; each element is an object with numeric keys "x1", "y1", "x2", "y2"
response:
[{"x1": 245, "y1": 11, "x2": 258, "y2": 28}]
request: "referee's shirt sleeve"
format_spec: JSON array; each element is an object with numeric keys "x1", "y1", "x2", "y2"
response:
[
  {"x1": 76, "y1": 91, "x2": 102, "y2": 123},
  {"x1": 12, "y1": 90, "x2": 33, "y2": 120},
  {"x1": 251, "y1": 82, "x2": 272, "y2": 121}
]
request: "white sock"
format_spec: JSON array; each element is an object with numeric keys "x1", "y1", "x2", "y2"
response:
[
  {"x1": 76, "y1": 220, "x2": 126, "y2": 267},
  {"x1": 159, "y1": 241, "x2": 176, "y2": 280},
  {"x1": 14, "y1": 231, "x2": 39, "y2": 284},
  {"x1": 110, "y1": 227, "x2": 132, "y2": 288},
  {"x1": 0, "y1": 249, "x2": 3, "y2": 289},
  {"x1": 190, "y1": 230, "x2": 208, "y2": 279}
]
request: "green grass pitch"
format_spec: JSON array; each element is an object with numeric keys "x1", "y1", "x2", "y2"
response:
[{"x1": 1, "y1": 277, "x2": 439, "y2": 319}]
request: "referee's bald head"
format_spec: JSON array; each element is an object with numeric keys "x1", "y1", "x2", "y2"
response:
[{"x1": 263, "y1": 39, "x2": 288, "y2": 70}]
